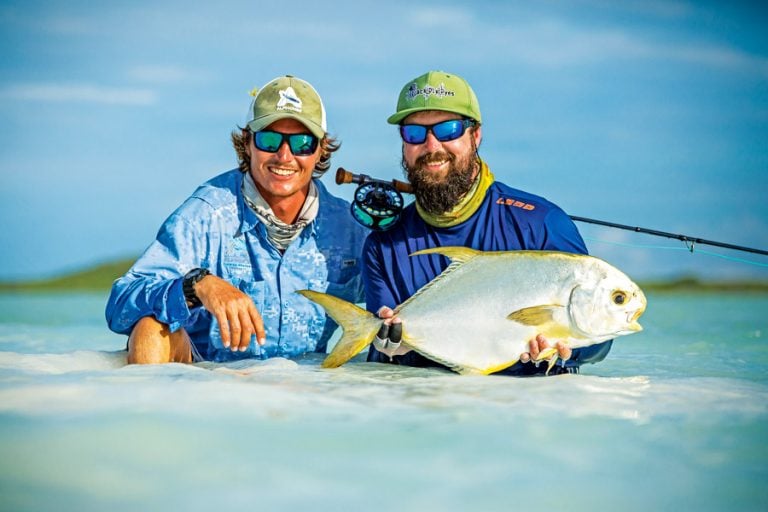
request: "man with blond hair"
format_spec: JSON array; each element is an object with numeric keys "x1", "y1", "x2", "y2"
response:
[{"x1": 107, "y1": 75, "x2": 365, "y2": 363}]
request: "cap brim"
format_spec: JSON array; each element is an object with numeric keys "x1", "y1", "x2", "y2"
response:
[
  {"x1": 247, "y1": 112, "x2": 325, "y2": 139},
  {"x1": 387, "y1": 107, "x2": 476, "y2": 125}
]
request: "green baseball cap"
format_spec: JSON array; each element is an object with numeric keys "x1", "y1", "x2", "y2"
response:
[
  {"x1": 387, "y1": 70, "x2": 482, "y2": 125},
  {"x1": 246, "y1": 75, "x2": 327, "y2": 138}
]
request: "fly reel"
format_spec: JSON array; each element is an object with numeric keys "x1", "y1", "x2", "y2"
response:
[{"x1": 336, "y1": 168, "x2": 412, "y2": 231}]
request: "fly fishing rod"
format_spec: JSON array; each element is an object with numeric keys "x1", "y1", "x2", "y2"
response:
[
  {"x1": 567, "y1": 216, "x2": 768, "y2": 256},
  {"x1": 336, "y1": 167, "x2": 768, "y2": 257}
]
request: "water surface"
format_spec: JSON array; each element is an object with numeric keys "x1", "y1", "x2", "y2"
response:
[{"x1": 0, "y1": 292, "x2": 766, "y2": 511}]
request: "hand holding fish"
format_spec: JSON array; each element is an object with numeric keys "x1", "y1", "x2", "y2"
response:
[
  {"x1": 299, "y1": 247, "x2": 646, "y2": 374},
  {"x1": 520, "y1": 334, "x2": 572, "y2": 367},
  {"x1": 372, "y1": 306, "x2": 410, "y2": 358}
]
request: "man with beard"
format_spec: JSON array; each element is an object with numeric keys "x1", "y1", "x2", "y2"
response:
[{"x1": 364, "y1": 71, "x2": 612, "y2": 375}]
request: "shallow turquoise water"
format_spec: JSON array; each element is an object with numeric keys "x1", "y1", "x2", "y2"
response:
[{"x1": 0, "y1": 292, "x2": 766, "y2": 511}]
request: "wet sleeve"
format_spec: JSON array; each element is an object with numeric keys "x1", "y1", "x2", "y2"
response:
[
  {"x1": 352, "y1": 226, "x2": 368, "y2": 305},
  {"x1": 361, "y1": 235, "x2": 397, "y2": 315},
  {"x1": 362, "y1": 235, "x2": 395, "y2": 363},
  {"x1": 104, "y1": 210, "x2": 205, "y2": 335},
  {"x1": 568, "y1": 340, "x2": 613, "y2": 365}
]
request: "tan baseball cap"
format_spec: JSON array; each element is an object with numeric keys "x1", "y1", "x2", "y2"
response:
[{"x1": 246, "y1": 75, "x2": 327, "y2": 138}]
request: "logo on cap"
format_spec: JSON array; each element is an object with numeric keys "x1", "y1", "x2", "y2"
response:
[
  {"x1": 277, "y1": 86, "x2": 303, "y2": 113},
  {"x1": 405, "y1": 82, "x2": 455, "y2": 102}
]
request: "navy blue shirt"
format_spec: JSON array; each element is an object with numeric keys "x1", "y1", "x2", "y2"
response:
[{"x1": 363, "y1": 180, "x2": 612, "y2": 375}]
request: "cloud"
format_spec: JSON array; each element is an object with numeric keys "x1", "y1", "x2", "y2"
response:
[
  {"x1": 486, "y1": 20, "x2": 768, "y2": 74},
  {"x1": 126, "y1": 65, "x2": 211, "y2": 85},
  {"x1": 665, "y1": 44, "x2": 768, "y2": 74},
  {"x1": 407, "y1": 6, "x2": 475, "y2": 27},
  {"x1": 0, "y1": 83, "x2": 157, "y2": 105},
  {"x1": 577, "y1": 0, "x2": 695, "y2": 18},
  {"x1": 397, "y1": 6, "x2": 768, "y2": 76}
]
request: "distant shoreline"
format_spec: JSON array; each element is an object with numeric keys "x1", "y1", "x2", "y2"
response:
[
  {"x1": 0, "y1": 259, "x2": 135, "y2": 293},
  {"x1": 1, "y1": 257, "x2": 766, "y2": 294}
]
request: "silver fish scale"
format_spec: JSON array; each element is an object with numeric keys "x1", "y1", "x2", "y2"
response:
[{"x1": 395, "y1": 250, "x2": 643, "y2": 374}]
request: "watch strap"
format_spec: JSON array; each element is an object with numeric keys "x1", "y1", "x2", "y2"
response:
[{"x1": 182, "y1": 268, "x2": 210, "y2": 308}]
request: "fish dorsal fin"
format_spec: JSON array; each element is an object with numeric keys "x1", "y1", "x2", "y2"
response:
[
  {"x1": 396, "y1": 246, "x2": 483, "y2": 312},
  {"x1": 410, "y1": 246, "x2": 482, "y2": 264}
]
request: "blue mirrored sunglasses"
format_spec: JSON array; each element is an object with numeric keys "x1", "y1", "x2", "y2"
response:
[
  {"x1": 399, "y1": 119, "x2": 476, "y2": 145},
  {"x1": 253, "y1": 130, "x2": 319, "y2": 156}
]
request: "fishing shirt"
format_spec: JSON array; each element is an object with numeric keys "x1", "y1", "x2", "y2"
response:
[
  {"x1": 364, "y1": 179, "x2": 613, "y2": 375},
  {"x1": 105, "y1": 169, "x2": 366, "y2": 362}
]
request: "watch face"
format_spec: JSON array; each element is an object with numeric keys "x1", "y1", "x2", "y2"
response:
[{"x1": 187, "y1": 268, "x2": 209, "y2": 281}]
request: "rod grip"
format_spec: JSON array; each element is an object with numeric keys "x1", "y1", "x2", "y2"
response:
[
  {"x1": 335, "y1": 167, "x2": 357, "y2": 185},
  {"x1": 335, "y1": 166, "x2": 414, "y2": 194},
  {"x1": 391, "y1": 180, "x2": 413, "y2": 194}
]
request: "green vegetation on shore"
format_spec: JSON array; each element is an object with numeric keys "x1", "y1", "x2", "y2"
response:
[
  {"x1": 0, "y1": 259, "x2": 766, "y2": 293},
  {"x1": 639, "y1": 276, "x2": 768, "y2": 293},
  {"x1": 0, "y1": 259, "x2": 135, "y2": 292}
]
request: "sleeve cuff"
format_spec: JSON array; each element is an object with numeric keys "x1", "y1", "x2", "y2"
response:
[{"x1": 162, "y1": 277, "x2": 192, "y2": 333}]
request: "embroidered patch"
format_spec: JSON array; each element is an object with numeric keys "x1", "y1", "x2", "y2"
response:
[
  {"x1": 405, "y1": 82, "x2": 455, "y2": 101},
  {"x1": 277, "y1": 87, "x2": 302, "y2": 112}
]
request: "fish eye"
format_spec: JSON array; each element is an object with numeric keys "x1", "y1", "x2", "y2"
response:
[{"x1": 612, "y1": 291, "x2": 627, "y2": 305}]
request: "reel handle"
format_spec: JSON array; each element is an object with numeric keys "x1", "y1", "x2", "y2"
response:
[{"x1": 336, "y1": 167, "x2": 413, "y2": 194}]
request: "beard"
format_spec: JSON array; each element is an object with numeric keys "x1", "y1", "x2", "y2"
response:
[{"x1": 402, "y1": 145, "x2": 480, "y2": 215}]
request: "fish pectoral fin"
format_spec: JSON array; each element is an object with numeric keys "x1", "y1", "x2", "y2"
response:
[
  {"x1": 507, "y1": 305, "x2": 575, "y2": 340},
  {"x1": 507, "y1": 305, "x2": 561, "y2": 325}
]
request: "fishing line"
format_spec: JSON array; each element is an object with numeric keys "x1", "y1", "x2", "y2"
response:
[{"x1": 582, "y1": 236, "x2": 768, "y2": 268}]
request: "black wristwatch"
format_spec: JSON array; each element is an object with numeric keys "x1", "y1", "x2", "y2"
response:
[{"x1": 182, "y1": 268, "x2": 210, "y2": 308}]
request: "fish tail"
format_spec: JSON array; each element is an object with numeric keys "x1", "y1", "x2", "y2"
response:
[{"x1": 297, "y1": 290, "x2": 381, "y2": 368}]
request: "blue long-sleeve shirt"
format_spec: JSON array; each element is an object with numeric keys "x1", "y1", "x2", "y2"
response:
[
  {"x1": 363, "y1": 178, "x2": 612, "y2": 375},
  {"x1": 106, "y1": 169, "x2": 366, "y2": 362}
]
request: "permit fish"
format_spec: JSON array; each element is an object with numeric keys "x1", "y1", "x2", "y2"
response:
[{"x1": 299, "y1": 247, "x2": 647, "y2": 375}]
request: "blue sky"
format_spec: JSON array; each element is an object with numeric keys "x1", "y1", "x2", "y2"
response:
[{"x1": 1, "y1": 0, "x2": 766, "y2": 281}]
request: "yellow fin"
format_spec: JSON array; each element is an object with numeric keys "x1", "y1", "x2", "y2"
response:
[
  {"x1": 477, "y1": 358, "x2": 521, "y2": 375},
  {"x1": 410, "y1": 246, "x2": 483, "y2": 264},
  {"x1": 507, "y1": 305, "x2": 577, "y2": 340},
  {"x1": 297, "y1": 290, "x2": 381, "y2": 368},
  {"x1": 507, "y1": 305, "x2": 561, "y2": 326},
  {"x1": 534, "y1": 347, "x2": 559, "y2": 375}
]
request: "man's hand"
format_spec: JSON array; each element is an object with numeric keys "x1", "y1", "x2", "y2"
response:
[
  {"x1": 520, "y1": 334, "x2": 572, "y2": 366},
  {"x1": 194, "y1": 275, "x2": 266, "y2": 352},
  {"x1": 372, "y1": 306, "x2": 411, "y2": 358}
]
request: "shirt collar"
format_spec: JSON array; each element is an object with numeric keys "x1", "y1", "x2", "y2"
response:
[{"x1": 237, "y1": 172, "x2": 325, "y2": 239}]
